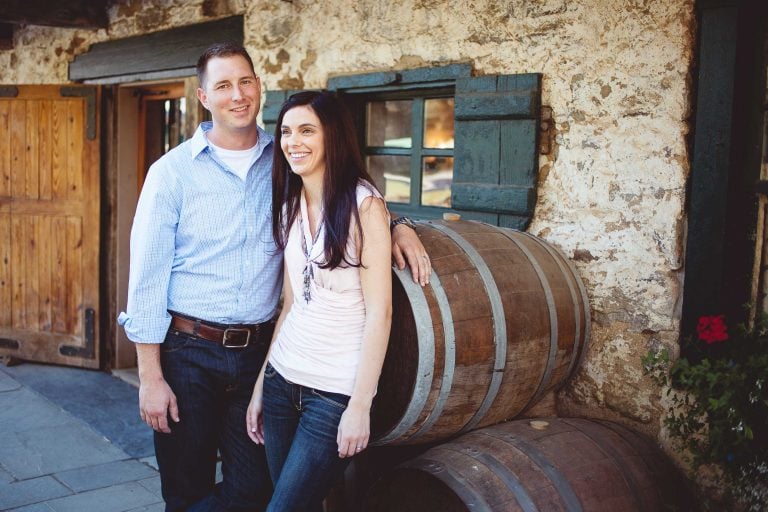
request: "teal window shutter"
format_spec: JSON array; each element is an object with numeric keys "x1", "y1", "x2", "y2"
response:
[
  {"x1": 262, "y1": 90, "x2": 295, "y2": 136},
  {"x1": 262, "y1": 88, "x2": 325, "y2": 136},
  {"x1": 453, "y1": 74, "x2": 542, "y2": 229}
]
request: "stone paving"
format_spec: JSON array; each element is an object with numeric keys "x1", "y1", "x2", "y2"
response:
[{"x1": 0, "y1": 365, "x2": 164, "y2": 511}]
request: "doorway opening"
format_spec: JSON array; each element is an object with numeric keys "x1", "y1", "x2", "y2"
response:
[{"x1": 113, "y1": 79, "x2": 197, "y2": 377}]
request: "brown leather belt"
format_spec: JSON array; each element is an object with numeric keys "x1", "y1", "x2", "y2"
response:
[{"x1": 169, "y1": 312, "x2": 272, "y2": 348}]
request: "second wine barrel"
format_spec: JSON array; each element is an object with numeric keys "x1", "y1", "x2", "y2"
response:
[
  {"x1": 365, "y1": 418, "x2": 696, "y2": 511},
  {"x1": 372, "y1": 220, "x2": 590, "y2": 445}
]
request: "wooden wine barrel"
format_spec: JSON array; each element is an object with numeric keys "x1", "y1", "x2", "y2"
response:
[
  {"x1": 365, "y1": 418, "x2": 696, "y2": 511},
  {"x1": 372, "y1": 220, "x2": 590, "y2": 445}
]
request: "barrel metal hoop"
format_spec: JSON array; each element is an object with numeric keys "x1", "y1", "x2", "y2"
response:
[
  {"x1": 518, "y1": 230, "x2": 583, "y2": 381},
  {"x1": 484, "y1": 431, "x2": 584, "y2": 512},
  {"x1": 428, "y1": 223, "x2": 507, "y2": 434},
  {"x1": 558, "y1": 249, "x2": 592, "y2": 372},
  {"x1": 519, "y1": 232, "x2": 583, "y2": 381},
  {"x1": 561, "y1": 418, "x2": 646, "y2": 511},
  {"x1": 498, "y1": 229, "x2": 559, "y2": 409},
  {"x1": 476, "y1": 452, "x2": 539, "y2": 512},
  {"x1": 408, "y1": 269, "x2": 456, "y2": 442},
  {"x1": 401, "y1": 457, "x2": 494, "y2": 512},
  {"x1": 372, "y1": 266, "x2": 435, "y2": 445},
  {"x1": 443, "y1": 442, "x2": 539, "y2": 512}
]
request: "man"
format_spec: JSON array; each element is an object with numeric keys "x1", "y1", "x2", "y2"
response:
[{"x1": 118, "y1": 43, "x2": 430, "y2": 512}]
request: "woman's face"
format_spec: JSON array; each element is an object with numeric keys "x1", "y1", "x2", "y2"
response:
[{"x1": 280, "y1": 105, "x2": 326, "y2": 180}]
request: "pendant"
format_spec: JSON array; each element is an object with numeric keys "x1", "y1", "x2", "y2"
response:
[{"x1": 303, "y1": 262, "x2": 314, "y2": 303}]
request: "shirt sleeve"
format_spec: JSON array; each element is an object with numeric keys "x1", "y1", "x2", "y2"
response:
[{"x1": 117, "y1": 161, "x2": 181, "y2": 343}]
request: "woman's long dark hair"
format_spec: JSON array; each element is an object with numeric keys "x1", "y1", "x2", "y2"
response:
[{"x1": 271, "y1": 91, "x2": 379, "y2": 270}]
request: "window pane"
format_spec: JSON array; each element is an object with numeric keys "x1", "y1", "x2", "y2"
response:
[
  {"x1": 367, "y1": 100, "x2": 412, "y2": 148},
  {"x1": 421, "y1": 156, "x2": 453, "y2": 207},
  {"x1": 423, "y1": 98, "x2": 454, "y2": 149},
  {"x1": 368, "y1": 155, "x2": 411, "y2": 203}
]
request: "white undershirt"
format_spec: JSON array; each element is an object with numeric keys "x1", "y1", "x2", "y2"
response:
[{"x1": 208, "y1": 141, "x2": 258, "y2": 181}]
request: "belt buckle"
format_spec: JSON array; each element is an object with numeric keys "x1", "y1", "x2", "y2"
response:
[{"x1": 222, "y1": 327, "x2": 251, "y2": 348}]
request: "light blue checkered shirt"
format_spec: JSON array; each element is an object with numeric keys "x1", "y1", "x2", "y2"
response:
[{"x1": 118, "y1": 122, "x2": 282, "y2": 343}]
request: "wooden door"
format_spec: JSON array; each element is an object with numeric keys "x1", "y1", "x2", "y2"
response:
[{"x1": 0, "y1": 85, "x2": 100, "y2": 369}]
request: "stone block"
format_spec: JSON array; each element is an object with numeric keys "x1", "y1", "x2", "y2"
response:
[
  {"x1": 39, "y1": 481, "x2": 161, "y2": 512},
  {"x1": 0, "y1": 388, "x2": 76, "y2": 433},
  {"x1": 0, "y1": 475, "x2": 71, "y2": 510},
  {"x1": 0, "y1": 424, "x2": 128, "y2": 479},
  {"x1": 137, "y1": 475, "x2": 161, "y2": 497},
  {"x1": 54, "y1": 460, "x2": 158, "y2": 493}
]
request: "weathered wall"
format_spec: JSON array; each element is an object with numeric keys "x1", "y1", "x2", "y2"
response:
[{"x1": 0, "y1": 0, "x2": 695, "y2": 440}]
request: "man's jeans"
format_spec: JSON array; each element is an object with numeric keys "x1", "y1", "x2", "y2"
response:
[
  {"x1": 262, "y1": 364, "x2": 351, "y2": 512},
  {"x1": 155, "y1": 328, "x2": 272, "y2": 512}
]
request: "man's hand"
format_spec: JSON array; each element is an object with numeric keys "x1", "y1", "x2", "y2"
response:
[
  {"x1": 139, "y1": 377, "x2": 179, "y2": 433},
  {"x1": 135, "y1": 343, "x2": 179, "y2": 434},
  {"x1": 391, "y1": 223, "x2": 431, "y2": 286}
]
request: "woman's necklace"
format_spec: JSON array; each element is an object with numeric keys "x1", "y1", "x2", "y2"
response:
[{"x1": 298, "y1": 210, "x2": 323, "y2": 303}]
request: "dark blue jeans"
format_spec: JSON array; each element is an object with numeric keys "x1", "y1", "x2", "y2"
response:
[
  {"x1": 156, "y1": 328, "x2": 272, "y2": 512},
  {"x1": 262, "y1": 364, "x2": 351, "y2": 512}
]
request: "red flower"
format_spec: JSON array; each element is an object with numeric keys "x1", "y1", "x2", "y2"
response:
[{"x1": 696, "y1": 315, "x2": 729, "y2": 344}]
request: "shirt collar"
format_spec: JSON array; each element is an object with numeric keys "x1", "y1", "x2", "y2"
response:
[{"x1": 190, "y1": 121, "x2": 274, "y2": 159}]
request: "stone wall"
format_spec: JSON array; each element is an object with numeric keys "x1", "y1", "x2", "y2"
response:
[{"x1": 0, "y1": 0, "x2": 696, "y2": 439}]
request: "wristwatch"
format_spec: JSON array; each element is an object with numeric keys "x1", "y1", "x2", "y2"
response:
[{"x1": 390, "y1": 216, "x2": 417, "y2": 231}]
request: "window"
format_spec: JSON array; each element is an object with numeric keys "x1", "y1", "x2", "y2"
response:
[
  {"x1": 365, "y1": 95, "x2": 455, "y2": 211},
  {"x1": 264, "y1": 66, "x2": 542, "y2": 228}
]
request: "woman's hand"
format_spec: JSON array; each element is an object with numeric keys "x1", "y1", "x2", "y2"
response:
[
  {"x1": 246, "y1": 384, "x2": 265, "y2": 444},
  {"x1": 336, "y1": 403, "x2": 371, "y2": 458},
  {"x1": 391, "y1": 223, "x2": 431, "y2": 286}
]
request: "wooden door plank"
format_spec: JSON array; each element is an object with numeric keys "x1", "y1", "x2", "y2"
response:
[
  {"x1": 37, "y1": 215, "x2": 52, "y2": 332},
  {"x1": 25, "y1": 101, "x2": 39, "y2": 200},
  {"x1": 0, "y1": 102, "x2": 9, "y2": 197},
  {"x1": 51, "y1": 100, "x2": 67, "y2": 199},
  {"x1": 66, "y1": 216, "x2": 83, "y2": 336},
  {"x1": 7, "y1": 198, "x2": 83, "y2": 216},
  {"x1": 0, "y1": 213, "x2": 10, "y2": 326},
  {"x1": 10, "y1": 215, "x2": 24, "y2": 328},
  {"x1": 38, "y1": 100, "x2": 52, "y2": 200},
  {"x1": 0, "y1": 327, "x2": 85, "y2": 363},
  {"x1": 50, "y1": 215, "x2": 66, "y2": 333},
  {"x1": 67, "y1": 100, "x2": 83, "y2": 200},
  {"x1": 80, "y1": 111, "x2": 99, "y2": 311},
  {"x1": 24, "y1": 215, "x2": 39, "y2": 330},
  {"x1": 10, "y1": 101, "x2": 25, "y2": 199}
]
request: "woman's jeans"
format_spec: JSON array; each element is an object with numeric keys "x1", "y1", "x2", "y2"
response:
[
  {"x1": 262, "y1": 363, "x2": 352, "y2": 512},
  {"x1": 155, "y1": 328, "x2": 272, "y2": 512}
]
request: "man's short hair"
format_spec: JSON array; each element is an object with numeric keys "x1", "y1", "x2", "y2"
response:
[{"x1": 196, "y1": 42, "x2": 256, "y2": 88}]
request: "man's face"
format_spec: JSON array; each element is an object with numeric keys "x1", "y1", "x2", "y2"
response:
[{"x1": 197, "y1": 55, "x2": 261, "y2": 136}]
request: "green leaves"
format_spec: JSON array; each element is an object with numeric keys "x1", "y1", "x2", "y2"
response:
[{"x1": 642, "y1": 322, "x2": 768, "y2": 510}]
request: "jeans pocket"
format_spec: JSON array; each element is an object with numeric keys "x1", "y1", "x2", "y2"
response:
[
  {"x1": 263, "y1": 362, "x2": 277, "y2": 379},
  {"x1": 162, "y1": 331, "x2": 194, "y2": 353},
  {"x1": 310, "y1": 388, "x2": 350, "y2": 410}
]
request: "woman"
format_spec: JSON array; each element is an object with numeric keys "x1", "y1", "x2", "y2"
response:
[{"x1": 246, "y1": 91, "x2": 392, "y2": 511}]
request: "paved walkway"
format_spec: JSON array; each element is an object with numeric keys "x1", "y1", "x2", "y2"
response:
[{"x1": 0, "y1": 363, "x2": 164, "y2": 511}]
